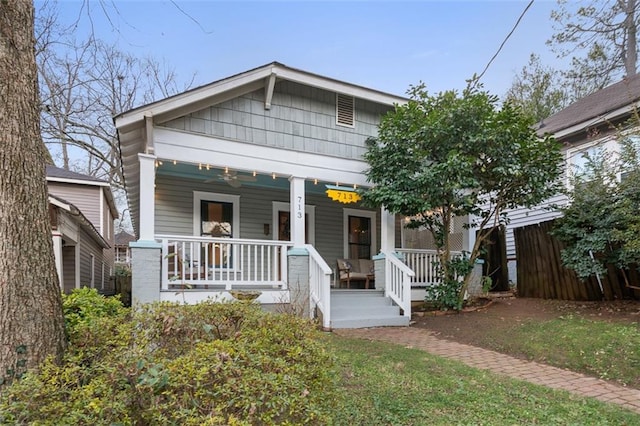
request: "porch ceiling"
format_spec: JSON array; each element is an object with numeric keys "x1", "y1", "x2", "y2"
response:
[{"x1": 156, "y1": 162, "x2": 345, "y2": 195}]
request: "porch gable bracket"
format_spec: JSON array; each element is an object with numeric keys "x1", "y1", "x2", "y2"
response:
[{"x1": 264, "y1": 72, "x2": 277, "y2": 110}]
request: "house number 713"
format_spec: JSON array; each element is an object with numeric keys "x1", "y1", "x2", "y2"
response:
[{"x1": 297, "y1": 196, "x2": 302, "y2": 218}]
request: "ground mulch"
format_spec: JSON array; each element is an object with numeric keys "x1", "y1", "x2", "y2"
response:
[{"x1": 410, "y1": 295, "x2": 640, "y2": 349}]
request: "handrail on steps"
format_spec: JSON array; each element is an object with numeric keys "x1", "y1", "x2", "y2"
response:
[
  {"x1": 382, "y1": 251, "x2": 415, "y2": 317},
  {"x1": 305, "y1": 244, "x2": 332, "y2": 330}
]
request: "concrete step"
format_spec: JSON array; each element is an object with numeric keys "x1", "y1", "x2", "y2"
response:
[
  {"x1": 329, "y1": 290, "x2": 409, "y2": 329},
  {"x1": 331, "y1": 315, "x2": 410, "y2": 329},
  {"x1": 331, "y1": 295, "x2": 393, "y2": 308},
  {"x1": 331, "y1": 304, "x2": 400, "y2": 318}
]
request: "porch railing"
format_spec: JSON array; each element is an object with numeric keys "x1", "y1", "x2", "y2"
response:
[
  {"x1": 157, "y1": 235, "x2": 293, "y2": 290},
  {"x1": 382, "y1": 251, "x2": 414, "y2": 317},
  {"x1": 396, "y1": 248, "x2": 462, "y2": 285},
  {"x1": 306, "y1": 244, "x2": 332, "y2": 329}
]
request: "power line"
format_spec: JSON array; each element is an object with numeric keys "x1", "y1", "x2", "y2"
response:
[{"x1": 471, "y1": 0, "x2": 535, "y2": 89}]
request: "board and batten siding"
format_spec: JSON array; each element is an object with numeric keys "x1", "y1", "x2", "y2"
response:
[
  {"x1": 161, "y1": 80, "x2": 390, "y2": 162},
  {"x1": 154, "y1": 174, "x2": 380, "y2": 271}
]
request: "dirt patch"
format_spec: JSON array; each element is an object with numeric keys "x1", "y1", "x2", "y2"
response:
[{"x1": 411, "y1": 296, "x2": 640, "y2": 348}]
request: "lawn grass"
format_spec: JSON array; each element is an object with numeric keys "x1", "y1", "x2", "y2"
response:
[
  {"x1": 326, "y1": 334, "x2": 640, "y2": 425},
  {"x1": 477, "y1": 315, "x2": 640, "y2": 388}
]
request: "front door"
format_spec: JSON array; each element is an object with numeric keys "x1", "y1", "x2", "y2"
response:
[
  {"x1": 272, "y1": 201, "x2": 315, "y2": 244},
  {"x1": 343, "y1": 208, "x2": 377, "y2": 259},
  {"x1": 277, "y1": 211, "x2": 309, "y2": 243}
]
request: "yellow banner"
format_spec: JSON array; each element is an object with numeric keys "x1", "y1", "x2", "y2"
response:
[{"x1": 326, "y1": 188, "x2": 361, "y2": 204}]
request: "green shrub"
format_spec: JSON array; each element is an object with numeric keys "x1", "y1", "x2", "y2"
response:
[
  {"x1": 0, "y1": 301, "x2": 337, "y2": 425},
  {"x1": 62, "y1": 287, "x2": 128, "y2": 333}
]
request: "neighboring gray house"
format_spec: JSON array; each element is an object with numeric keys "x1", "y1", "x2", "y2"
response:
[
  {"x1": 114, "y1": 62, "x2": 480, "y2": 329},
  {"x1": 504, "y1": 74, "x2": 640, "y2": 282},
  {"x1": 47, "y1": 165, "x2": 118, "y2": 293}
]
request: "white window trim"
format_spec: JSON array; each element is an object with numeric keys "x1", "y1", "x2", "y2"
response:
[
  {"x1": 343, "y1": 208, "x2": 377, "y2": 258},
  {"x1": 192, "y1": 191, "x2": 240, "y2": 237},
  {"x1": 565, "y1": 136, "x2": 615, "y2": 188},
  {"x1": 271, "y1": 201, "x2": 316, "y2": 245}
]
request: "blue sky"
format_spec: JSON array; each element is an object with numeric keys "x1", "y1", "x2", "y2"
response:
[{"x1": 54, "y1": 0, "x2": 564, "y2": 101}]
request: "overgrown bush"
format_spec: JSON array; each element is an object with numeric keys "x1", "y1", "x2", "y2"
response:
[
  {"x1": 424, "y1": 255, "x2": 474, "y2": 311},
  {"x1": 0, "y1": 299, "x2": 337, "y2": 425}
]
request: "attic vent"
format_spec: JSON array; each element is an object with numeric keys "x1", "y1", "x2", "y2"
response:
[{"x1": 336, "y1": 93, "x2": 355, "y2": 127}]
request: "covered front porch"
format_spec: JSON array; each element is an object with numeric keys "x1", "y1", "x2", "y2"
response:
[{"x1": 137, "y1": 232, "x2": 468, "y2": 328}]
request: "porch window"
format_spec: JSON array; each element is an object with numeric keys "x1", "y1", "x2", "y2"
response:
[
  {"x1": 193, "y1": 192, "x2": 240, "y2": 269},
  {"x1": 192, "y1": 191, "x2": 240, "y2": 238},
  {"x1": 200, "y1": 200, "x2": 233, "y2": 237}
]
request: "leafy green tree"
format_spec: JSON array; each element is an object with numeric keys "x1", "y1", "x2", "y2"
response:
[
  {"x1": 364, "y1": 84, "x2": 563, "y2": 310},
  {"x1": 504, "y1": 54, "x2": 569, "y2": 122},
  {"x1": 554, "y1": 133, "x2": 640, "y2": 283}
]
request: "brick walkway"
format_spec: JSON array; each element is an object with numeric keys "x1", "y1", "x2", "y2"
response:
[{"x1": 334, "y1": 327, "x2": 640, "y2": 414}]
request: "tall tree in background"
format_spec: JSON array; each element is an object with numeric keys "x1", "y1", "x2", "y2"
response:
[
  {"x1": 549, "y1": 0, "x2": 639, "y2": 90},
  {"x1": 35, "y1": 2, "x2": 192, "y2": 228},
  {"x1": 504, "y1": 54, "x2": 568, "y2": 122},
  {"x1": 506, "y1": 0, "x2": 640, "y2": 121},
  {"x1": 0, "y1": 1, "x2": 66, "y2": 384}
]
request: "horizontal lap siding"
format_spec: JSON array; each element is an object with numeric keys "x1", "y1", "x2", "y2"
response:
[
  {"x1": 79, "y1": 228, "x2": 106, "y2": 289},
  {"x1": 48, "y1": 183, "x2": 101, "y2": 228},
  {"x1": 504, "y1": 193, "x2": 568, "y2": 259},
  {"x1": 161, "y1": 81, "x2": 390, "y2": 161},
  {"x1": 62, "y1": 246, "x2": 76, "y2": 292}
]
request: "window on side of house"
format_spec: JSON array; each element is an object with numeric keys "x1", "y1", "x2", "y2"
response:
[
  {"x1": 620, "y1": 134, "x2": 640, "y2": 181},
  {"x1": 567, "y1": 143, "x2": 607, "y2": 185}
]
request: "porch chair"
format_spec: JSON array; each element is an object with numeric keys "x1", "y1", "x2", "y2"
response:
[{"x1": 337, "y1": 258, "x2": 375, "y2": 289}]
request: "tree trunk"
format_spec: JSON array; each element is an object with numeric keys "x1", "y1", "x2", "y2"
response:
[
  {"x1": 626, "y1": 0, "x2": 638, "y2": 77},
  {"x1": 0, "y1": 1, "x2": 65, "y2": 385}
]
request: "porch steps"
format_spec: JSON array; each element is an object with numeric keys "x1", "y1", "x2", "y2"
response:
[{"x1": 330, "y1": 290, "x2": 410, "y2": 329}]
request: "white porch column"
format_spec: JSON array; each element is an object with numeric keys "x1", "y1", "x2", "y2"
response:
[
  {"x1": 52, "y1": 231, "x2": 63, "y2": 290},
  {"x1": 289, "y1": 176, "x2": 306, "y2": 247},
  {"x1": 380, "y1": 207, "x2": 395, "y2": 253},
  {"x1": 138, "y1": 153, "x2": 157, "y2": 242}
]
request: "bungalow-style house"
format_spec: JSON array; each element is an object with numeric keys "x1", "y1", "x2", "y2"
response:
[
  {"x1": 114, "y1": 62, "x2": 480, "y2": 329},
  {"x1": 47, "y1": 165, "x2": 118, "y2": 294},
  {"x1": 504, "y1": 74, "x2": 640, "y2": 282}
]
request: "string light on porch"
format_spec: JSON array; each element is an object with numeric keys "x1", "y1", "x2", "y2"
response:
[
  {"x1": 272, "y1": 172, "x2": 277, "y2": 180},
  {"x1": 253, "y1": 171, "x2": 257, "y2": 177},
  {"x1": 314, "y1": 178, "x2": 318, "y2": 185},
  {"x1": 198, "y1": 163, "x2": 202, "y2": 170},
  {"x1": 206, "y1": 164, "x2": 210, "y2": 171},
  {"x1": 173, "y1": 160, "x2": 177, "y2": 165}
]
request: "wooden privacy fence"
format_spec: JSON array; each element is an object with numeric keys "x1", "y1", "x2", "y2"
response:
[
  {"x1": 514, "y1": 219, "x2": 639, "y2": 301},
  {"x1": 114, "y1": 275, "x2": 132, "y2": 307}
]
